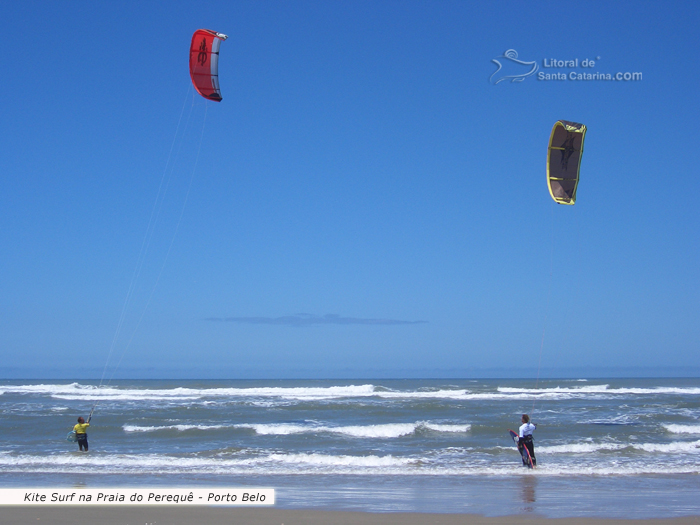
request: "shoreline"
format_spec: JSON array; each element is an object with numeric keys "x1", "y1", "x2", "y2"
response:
[
  {"x1": 2, "y1": 507, "x2": 700, "y2": 525},
  {"x1": 3, "y1": 473, "x2": 699, "y2": 519}
]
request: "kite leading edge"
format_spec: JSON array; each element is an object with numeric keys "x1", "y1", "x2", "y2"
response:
[
  {"x1": 189, "y1": 29, "x2": 228, "y2": 102},
  {"x1": 546, "y1": 120, "x2": 587, "y2": 205}
]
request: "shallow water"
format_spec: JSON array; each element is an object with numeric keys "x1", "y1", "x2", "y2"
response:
[{"x1": 1, "y1": 378, "x2": 699, "y2": 517}]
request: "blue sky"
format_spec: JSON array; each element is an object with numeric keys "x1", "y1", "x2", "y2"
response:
[{"x1": 1, "y1": 1, "x2": 698, "y2": 378}]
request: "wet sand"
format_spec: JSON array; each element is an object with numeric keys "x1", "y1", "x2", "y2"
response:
[{"x1": 3, "y1": 507, "x2": 700, "y2": 525}]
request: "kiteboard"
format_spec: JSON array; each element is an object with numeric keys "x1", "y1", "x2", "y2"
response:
[
  {"x1": 66, "y1": 431, "x2": 78, "y2": 443},
  {"x1": 508, "y1": 429, "x2": 534, "y2": 468}
]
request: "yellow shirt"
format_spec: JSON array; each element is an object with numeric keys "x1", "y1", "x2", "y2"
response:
[{"x1": 73, "y1": 422, "x2": 90, "y2": 434}]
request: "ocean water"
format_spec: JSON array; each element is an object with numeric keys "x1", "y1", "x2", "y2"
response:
[{"x1": 1, "y1": 378, "x2": 699, "y2": 518}]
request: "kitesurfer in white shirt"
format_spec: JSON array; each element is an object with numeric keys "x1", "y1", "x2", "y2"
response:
[{"x1": 518, "y1": 414, "x2": 537, "y2": 467}]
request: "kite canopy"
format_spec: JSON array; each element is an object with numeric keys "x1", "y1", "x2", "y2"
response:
[
  {"x1": 189, "y1": 29, "x2": 228, "y2": 102},
  {"x1": 546, "y1": 120, "x2": 587, "y2": 205}
]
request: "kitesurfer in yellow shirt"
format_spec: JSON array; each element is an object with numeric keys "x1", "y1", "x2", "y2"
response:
[{"x1": 73, "y1": 415, "x2": 91, "y2": 451}]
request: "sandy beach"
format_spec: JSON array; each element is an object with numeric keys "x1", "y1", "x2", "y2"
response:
[{"x1": 3, "y1": 507, "x2": 700, "y2": 525}]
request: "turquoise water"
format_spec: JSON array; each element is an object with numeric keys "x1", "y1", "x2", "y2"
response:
[{"x1": 1, "y1": 378, "x2": 699, "y2": 517}]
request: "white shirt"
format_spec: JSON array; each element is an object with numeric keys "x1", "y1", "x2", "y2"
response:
[{"x1": 519, "y1": 422, "x2": 536, "y2": 438}]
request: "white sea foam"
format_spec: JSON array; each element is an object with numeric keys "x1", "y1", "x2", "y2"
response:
[
  {"x1": 499, "y1": 385, "x2": 611, "y2": 394},
  {"x1": 422, "y1": 423, "x2": 471, "y2": 433},
  {"x1": 2, "y1": 450, "x2": 699, "y2": 477},
  {"x1": 498, "y1": 385, "x2": 700, "y2": 396},
  {"x1": 54, "y1": 394, "x2": 201, "y2": 401},
  {"x1": 0, "y1": 451, "x2": 415, "y2": 476},
  {"x1": 538, "y1": 439, "x2": 700, "y2": 455},
  {"x1": 372, "y1": 390, "x2": 472, "y2": 399},
  {"x1": 538, "y1": 442, "x2": 628, "y2": 454},
  {"x1": 263, "y1": 453, "x2": 413, "y2": 467},
  {"x1": 0, "y1": 383, "x2": 96, "y2": 395},
  {"x1": 118, "y1": 420, "x2": 471, "y2": 438},
  {"x1": 0, "y1": 382, "x2": 482, "y2": 402},
  {"x1": 0, "y1": 383, "x2": 504, "y2": 403},
  {"x1": 240, "y1": 421, "x2": 471, "y2": 438},
  {"x1": 238, "y1": 423, "x2": 313, "y2": 436},
  {"x1": 123, "y1": 424, "x2": 230, "y2": 433},
  {"x1": 21, "y1": 381, "x2": 700, "y2": 403},
  {"x1": 0, "y1": 382, "x2": 380, "y2": 401},
  {"x1": 4, "y1": 381, "x2": 700, "y2": 405},
  {"x1": 0, "y1": 383, "x2": 199, "y2": 401},
  {"x1": 633, "y1": 440, "x2": 700, "y2": 453},
  {"x1": 664, "y1": 424, "x2": 700, "y2": 435}
]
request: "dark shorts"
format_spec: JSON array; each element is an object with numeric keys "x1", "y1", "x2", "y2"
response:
[{"x1": 520, "y1": 435, "x2": 535, "y2": 465}]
